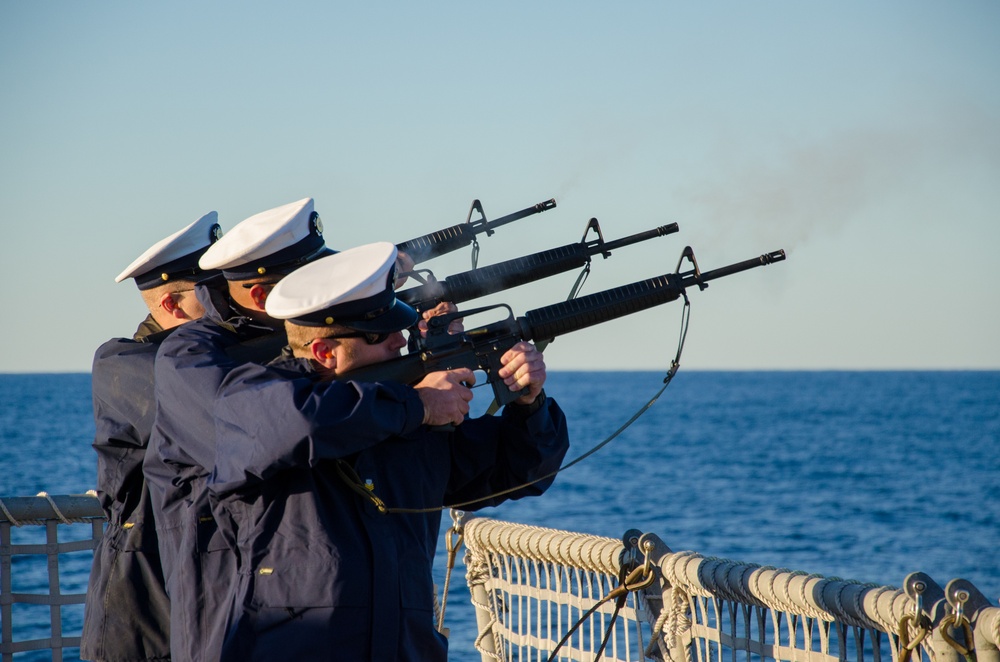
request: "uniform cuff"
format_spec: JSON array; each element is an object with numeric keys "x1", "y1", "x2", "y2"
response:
[{"x1": 505, "y1": 389, "x2": 547, "y2": 419}]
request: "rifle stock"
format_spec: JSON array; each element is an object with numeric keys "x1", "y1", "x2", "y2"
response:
[
  {"x1": 340, "y1": 247, "x2": 786, "y2": 406},
  {"x1": 396, "y1": 198, "x2": 556, "y2": 265}
]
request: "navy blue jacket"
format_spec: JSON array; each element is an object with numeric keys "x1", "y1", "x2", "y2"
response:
[
  {"x1": 144, "y1": 279, "x2": 285, "y2": 662},
  {"x1": 82, "y1": 316, "x2": 172, "y2": 662},
  {"x1": 208, "y1": 357, "x2": 570, "y2": 662}
]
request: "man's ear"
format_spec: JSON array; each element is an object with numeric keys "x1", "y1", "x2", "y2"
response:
[
  {"x1": 248, "y1": 283, "x2": 270, "y2": 311},
  {"x1": 310, "y1": 338, "x2": 338, "y2": 371},
  {"x1": 159, "y1": 292, "x2": 186, "y2": 319}
]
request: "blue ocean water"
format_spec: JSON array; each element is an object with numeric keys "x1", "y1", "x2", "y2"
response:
[{"x1": 1, "y1": 371, "x2": 998, "y2": 661}]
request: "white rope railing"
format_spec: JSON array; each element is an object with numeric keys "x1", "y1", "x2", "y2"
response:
[
  {"x1": 650, "y1": 552, "x2": 911, "y2": 662},
  {"x1": 462, "y1": 518, "x2": 999, "y2": 662},
  {"x1": 464, "y1": 518, "x2": 657, "y2": 661},
  {"x1": 2, "y1": 499, "x2": 999, "y2": 662}
]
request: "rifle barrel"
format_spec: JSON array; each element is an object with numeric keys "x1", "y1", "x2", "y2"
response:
[
  {"x1": 396, "y1": 198, "x2": 556, "y2": 264},
  {"x1": 683, "y1": 249, "x2": 786, "y2": 287},
  {"x1": 476, "y1": 198, "x2": 556, "y2": 231},
  {"x1": 597, "y1": 223, "x2": 678, "y2": 253},
  {"x1": 521, "y1": 249, "x2": 785, "y2": 342}
]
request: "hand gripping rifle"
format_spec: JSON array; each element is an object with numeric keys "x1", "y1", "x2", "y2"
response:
[
  {"x1": 396, "y1": 198, "x2": 557, "y2": 266},
  {"x1": 340, "y1": 247, "x2": 787, "y2": 407},
  {"x1": 396, "y1": 218, "x2": 680, "y2": 313}
]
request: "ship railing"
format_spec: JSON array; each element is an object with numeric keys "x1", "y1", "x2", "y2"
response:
[
  {"x1": 2, "y1": 497, "x2": 999, "y2": 662},
  {"x1": 0, "y1": 493, "x2": 103, "y2": 662},
  {"x1": 461, "y1": 517, "x2": 1000, "y2": 662}
]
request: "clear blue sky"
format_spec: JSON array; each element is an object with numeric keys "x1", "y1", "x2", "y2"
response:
[{"x1": 2, "y1": 1, "x2": 998, "y2": 372}]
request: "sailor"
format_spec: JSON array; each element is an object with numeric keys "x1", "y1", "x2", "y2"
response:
[
  {"x1": 206, "y1": 242, "x2": 570, "y2": 662},
  {"x1": 82, "y1": 211, "x2": 223, "y2": 662},
  {"x1": 143, "y1": 197, "x2": 335, "y2": 662}
]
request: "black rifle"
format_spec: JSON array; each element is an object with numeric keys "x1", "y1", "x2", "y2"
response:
[
  {"x1": 397, "y1": 218, "x2": 680, "y2": 313},
  {"x1": 340, "y1": 246, "x2": 786, "y2": 406},
  {"x1": 396, "y1": 198, "x2": 557, "y2": 265}
]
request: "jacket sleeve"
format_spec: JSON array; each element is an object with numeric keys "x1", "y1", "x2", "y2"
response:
[
  {"x1": 92, "y1": 339, "x2": 157, "y2": 451},
  {"x1": 150, "y1": 320, "x2": 247, "y2": 476},
  {"x1": 208, "y1": 363, "x2": 425, "y2": 498},
  {"x1": 443, "y1": 392, "x2": 570, "y2": 510},
  {"x1": 91, "y1": 338, "x2": 158, "y2": 513}
]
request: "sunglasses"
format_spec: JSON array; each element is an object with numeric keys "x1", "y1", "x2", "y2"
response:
[
  {"x1": 241, "y1": 280, "x2": 281, "y2": 289},
  {"x1": 304, "y1": 330, "x2": 395, "y2": 347}
]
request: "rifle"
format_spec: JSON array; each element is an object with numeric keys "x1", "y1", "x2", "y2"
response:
[
  {"x1": 340, "y1": 246, "x2": 787, "y2": 406},
  {"x1": 397, "y1": 218, "x2": 680, "y2": 313},
  {"x1": 396, "y1": 198, "x2": 557, "y2": 265}
]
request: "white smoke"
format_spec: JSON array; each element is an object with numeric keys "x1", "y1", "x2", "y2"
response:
[{"x1": 675, "y1": 105, "x2": 1000, "y2": 253}]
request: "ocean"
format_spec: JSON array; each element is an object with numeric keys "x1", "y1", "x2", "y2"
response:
[{"x1": 1, "y1": 371, "x2": 998, "y2": 661}]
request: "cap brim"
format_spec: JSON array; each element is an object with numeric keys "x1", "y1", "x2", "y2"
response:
[{"x1": 341, "y1": 299, "x2": 419, "y2": 333}]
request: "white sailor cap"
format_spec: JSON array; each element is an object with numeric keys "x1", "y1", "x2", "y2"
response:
[
  {"x1": 266, "y1": 242, "x2": 418, "y2": 332},
  {"x1": 115, "y1": 212, "x2": 223, "y2": 290},
  {"x1": 198, "y1": 197, "x2": 331, "y2": 280}
]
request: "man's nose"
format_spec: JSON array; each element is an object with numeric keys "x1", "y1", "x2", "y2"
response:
[{"x1": 389, "y1": 331, "x2": 407, "y2": 350}]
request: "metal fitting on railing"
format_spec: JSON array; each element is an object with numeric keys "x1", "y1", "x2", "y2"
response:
[
  {"x1": 899, "y1": 577, "x2": 933, "y2": 662},
  {"x1": 940, "y1": 579, "x2": 999, "y2": 662}
]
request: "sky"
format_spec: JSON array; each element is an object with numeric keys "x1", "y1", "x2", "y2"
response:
[{"x1": 1, "y1": 1, "x2": 998, "y2": 373}]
